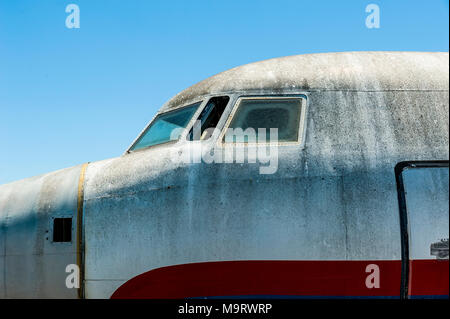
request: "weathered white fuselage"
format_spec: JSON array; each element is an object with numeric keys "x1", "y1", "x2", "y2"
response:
[{"x1": 0, "y1": 52, "x2": 448, "y2": 298}]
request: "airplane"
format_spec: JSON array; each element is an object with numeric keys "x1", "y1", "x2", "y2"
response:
[{"x1": 0, "y1": 51, "x2": 448, "y2": 299}]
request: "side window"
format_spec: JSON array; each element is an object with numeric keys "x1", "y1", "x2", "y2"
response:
[
  {"x1": 188, "y1": 96, "x2": 230, "y2": 141},
  {"x1": 222, "y1": 97, "x2": 304, "y2": 143}
]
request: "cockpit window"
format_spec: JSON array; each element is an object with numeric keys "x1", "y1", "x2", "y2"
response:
[
  {"x1": 222, "y1": 97, "x2": 304, "y2": 143},
  {"x1": 188, "y1": 96, "x2": 230, "y2": 141},
  {"x1": 129, "y1": 102, "x2": 200, "y2": 151}
]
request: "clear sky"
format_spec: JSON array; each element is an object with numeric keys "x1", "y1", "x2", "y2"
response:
[{"x1": 0, "y1": 0, "x2": 448, "y2": 184}]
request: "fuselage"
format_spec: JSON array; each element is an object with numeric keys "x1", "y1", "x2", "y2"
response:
[{"x1": 0, "y1": 52, "x2": 448, "y2": 298}]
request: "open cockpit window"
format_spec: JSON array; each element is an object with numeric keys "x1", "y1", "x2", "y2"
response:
[
  {"x1": 221, "y1": 97, "x2": 305, "y2": 144},
  {"x1": 188, "y1": 96, "x2": 230, "y2": 141},
  {"x1": 129, "y1": 102, "x2": 201, "y2": 151}
]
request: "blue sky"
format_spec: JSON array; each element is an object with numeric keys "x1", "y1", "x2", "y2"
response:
[{"x1": 0, "y1": 0, "x2": 448, "y2": 184}]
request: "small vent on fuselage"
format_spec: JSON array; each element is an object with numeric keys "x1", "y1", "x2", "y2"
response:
[{"x1": 53, "y1": 218, "x2": 72, "y2": 242}]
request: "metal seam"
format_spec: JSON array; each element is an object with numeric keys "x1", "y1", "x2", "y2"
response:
[{"x1": 76, "y1": 163, "x2": 89, "y2": 299}]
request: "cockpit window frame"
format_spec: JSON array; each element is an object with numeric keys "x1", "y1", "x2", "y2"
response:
[
  {"x1": 217, "y1": 95, "x2": 308, "y2": 148},
  {"x1": 125, "y1": 93, "x2": 308, "y2": 154},
  {"x1": 125, "y1": 100, "x2": 204, "y2": 153}
]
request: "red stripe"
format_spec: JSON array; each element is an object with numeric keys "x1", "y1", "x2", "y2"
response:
[
  {"x1": 409, "y1": 259, "x2": 449, "y2": 297},
  {"x1": 111, "y1": 260, "x2": 403, "y2": 299}
]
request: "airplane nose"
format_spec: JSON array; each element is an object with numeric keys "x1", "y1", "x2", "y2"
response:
[{"x1": 0, "y1": 163, "x2": 87, "y2": 298}]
